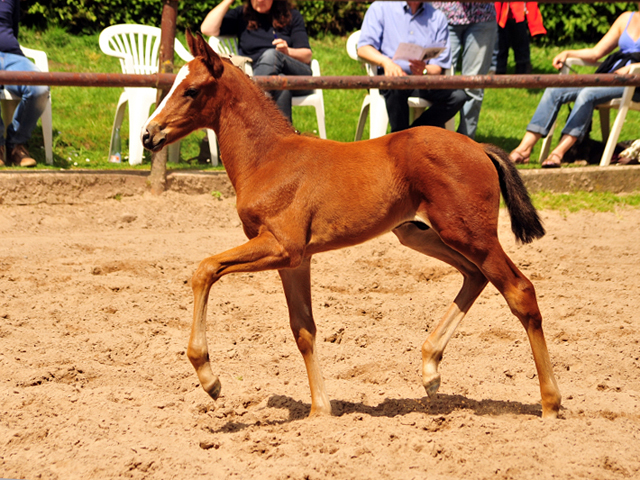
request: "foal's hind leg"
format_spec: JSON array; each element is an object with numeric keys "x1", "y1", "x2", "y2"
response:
[
  {"x1": 393, "y1": 223, "x2": 489, "y2": 398},
  {"x1": 477, "y1": 246, "x2": 561, "y2": 418},
  {"x1": 279, "y1": 257, "x2": 331, "y2": 416}
]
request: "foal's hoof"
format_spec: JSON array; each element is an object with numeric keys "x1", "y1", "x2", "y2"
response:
[
  {"x1": 203, "y1": 377, "x2": 222, "y2": 400},
  {"x1": 423, "y1": 374, "x2": 441, "y2": 399}
]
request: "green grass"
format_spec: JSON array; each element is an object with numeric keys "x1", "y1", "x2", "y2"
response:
[
  {"x1": 532, "y1": 190, "x2": 640, "y2": 212},
  {"x1": 7, "y1": 29, "x2": 640, "y2": 175}
]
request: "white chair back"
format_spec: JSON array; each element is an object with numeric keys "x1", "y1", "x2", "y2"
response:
[
  {"x1": 98, "y1": 24, "x2": 195, "y2": 165},
  {"x1": 99, "y1": 24, "x2": 192, "y2": 75}
]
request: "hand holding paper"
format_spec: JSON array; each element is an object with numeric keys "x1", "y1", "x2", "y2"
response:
[{"x1": 392, "y1": 42, "x2": 444, "y2": 62}]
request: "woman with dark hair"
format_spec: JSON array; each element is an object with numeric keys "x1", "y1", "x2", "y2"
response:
[{"x1": 201, "y1": 0, "x2": 313, "y2": 121}]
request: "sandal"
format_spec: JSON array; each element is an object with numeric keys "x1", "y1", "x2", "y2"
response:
[
  {"x1": 509, "y1": 150, "x2": 530, "y2": 165},
  {"x1": 541, "y1": 152, "x2": 562, "y2": 168}
]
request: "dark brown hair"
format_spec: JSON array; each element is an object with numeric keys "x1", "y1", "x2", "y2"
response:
[{"x1": 244, "y1": 0, "x2": 292, "y2": 31}]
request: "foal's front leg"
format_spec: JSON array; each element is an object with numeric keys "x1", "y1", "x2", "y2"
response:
[
  {"x1": 189, "y1": 232, "x2": 290, "y2": 400},
  {"x1": 279, "y1": 257, "x2": 331, "y2": 416}
]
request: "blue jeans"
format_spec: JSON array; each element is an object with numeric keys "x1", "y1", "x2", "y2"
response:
[
  {"x1": 0, "y1": 52, "x2": 50, "y2": 147},
  {"x1": 448, "y1": 20, "x2": 497, "y2": 139},
  {"x1": 527, "y1": 87, "x2": 640, "y2": 139},
  {"x1": 252, "y1": 49, "x2": 312, "y2": 122}
]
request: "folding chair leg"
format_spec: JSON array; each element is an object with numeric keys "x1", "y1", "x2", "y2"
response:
[
  {"x1": 315, "y1": 103, "x2": 327, "y2": 140},
  {"x1": 126, "y1": 95, "x2": 155, "y2": 166},
  {"x1": 600, "y1": 86, "x2": 636, "y2": 166},
  {"x1": 41, "y1": 99, "x2": 53, "y2": 165},
  {"x1": 369, "y1": 93, "x2": 389, "y2": 139},
  {"x1": 601, "y1": 106, "x2": 630, "y2": 166},
  {"x1": 206, "y1": 129, "x2": 219, "y2": 166},
  {"x1": 108, "y1": 94, "x2": 128, "y2": 163},
  {"x1": 539, "y1": 119, "x2": 557, "y2": 163},
  {"x1": 355, "y1": 97, "x2": 370, "y2": 142}
]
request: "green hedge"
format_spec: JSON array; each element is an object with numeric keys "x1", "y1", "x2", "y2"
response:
[{"x1": 19, "y1": 0, "x2": 640, "y2": 44}]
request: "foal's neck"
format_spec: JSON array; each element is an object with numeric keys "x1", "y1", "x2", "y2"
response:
[{"x1": 212, "y1": 68, "x2": 296, "y2": 188}]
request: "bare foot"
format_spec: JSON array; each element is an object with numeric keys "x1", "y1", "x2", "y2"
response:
[
  {"x1": 509, "y1": 150, "x2": 530, "y2": 164},
  {"x1": 541, "y1": 152, "x2": 562, "y2": 168}
]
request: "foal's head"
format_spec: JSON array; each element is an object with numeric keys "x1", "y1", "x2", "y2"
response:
[{"x1": 142, "y1": 31, "x2": 235, "y2": 152}]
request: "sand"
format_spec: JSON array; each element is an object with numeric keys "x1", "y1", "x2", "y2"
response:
[{"x1": 1, "y1": 191, "x2": 639, "y2": 479}]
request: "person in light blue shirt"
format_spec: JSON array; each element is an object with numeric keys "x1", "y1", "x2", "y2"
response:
[{"x1": 357, "y1": 1, "x2": 467, "y2": 133}]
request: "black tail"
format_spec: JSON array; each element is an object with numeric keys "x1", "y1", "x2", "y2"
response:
[{"x1": 482, "y1": 144, "x2": 545, "y2": 244}]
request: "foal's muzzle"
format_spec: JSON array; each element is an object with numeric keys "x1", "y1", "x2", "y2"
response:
[{"x1": 142, "y1": 122, "x2": 167, "y2": 152}]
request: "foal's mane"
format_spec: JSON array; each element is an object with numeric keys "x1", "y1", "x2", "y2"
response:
[{"x1": 219, "y1": 59, "x2": 296, "y2": 135}]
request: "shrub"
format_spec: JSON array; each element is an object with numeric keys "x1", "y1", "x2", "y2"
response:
[{"x1": 20, "y1": 0, "x2": 640, "y2": 44}]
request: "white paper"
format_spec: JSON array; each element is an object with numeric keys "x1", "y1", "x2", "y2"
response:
[{"x1": 392, "y1": 42, "x2": 444, "y2": 62}]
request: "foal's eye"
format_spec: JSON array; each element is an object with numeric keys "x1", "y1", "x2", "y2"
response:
[{"x1": 184, "y1": 88, "x2": 199, "y2": 98}]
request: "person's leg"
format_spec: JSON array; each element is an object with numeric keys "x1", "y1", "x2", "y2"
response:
[
  {"x1": 456, "y1": 20, "x2": 498, "y2": 139},
  {"x1": 538, "y1": 86, "x2": 628, "y2": 167},
  {"x1": 253, "y1": 49, "x2": 312, "y2": 121},
  {"x1": 508, "y1": 87, "x2": 582, "y2": 162},
  {"x1": 447, "y1": 24, "x2": 463, "y2": 75},
  {"x1": 381, "y1": 89, "x2": 412, "y2": 132},
  {"x1": 511, "y1": 21, "x2": 532, "y2": 74},
  {"x1": 526, "y1": 87, "x2": 583, "y2": 137},
  {"x1": 508, "y1": 88, "x2": 575, "y2": 161},
  {"x1": 2, "y1": 53, "x2": 49, "y2": 144},
  {"x1": 412, "y1": 88, "x2": 468, "y2": 129},
  {"x1": 561, "y1": 86, "x2": 626, "y2": 139},
  {"x1": 541, "y1": 134, "x2": 578, "y2": 167},
  {"x1": 2, "y1": 52, "x2": 49, "y2": 166},
  {"x1": 495, "y1": 25, "x2": 509, "y2": 74}
]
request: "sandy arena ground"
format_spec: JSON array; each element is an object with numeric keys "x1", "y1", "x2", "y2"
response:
[{"x1": 0, "y1": 190, "x2": 639, "y2": 479}]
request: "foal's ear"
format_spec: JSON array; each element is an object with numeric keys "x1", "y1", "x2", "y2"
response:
[{"x1": 186, "y1": 30, "x2": 224, "y2": 79}]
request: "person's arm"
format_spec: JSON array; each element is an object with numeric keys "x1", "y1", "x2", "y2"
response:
[
  {"x1": 552, "y1": 12, "x2": 629, "y2": 69},
  {"x1": 273, "y1": 39, "x2": 312, "y2": 64},
  {"x1": 277, "y1": 11, "x2": 312, "y2": 64},
  {"x1": 357, "y1": 44, "x2": 405, "y2": 76},
  {"x1": 614, "y1": 62, "x2": 640, "y2": 74},
  {"x1": 201, "y1": 0, "x2": 235, "y2": 37}
]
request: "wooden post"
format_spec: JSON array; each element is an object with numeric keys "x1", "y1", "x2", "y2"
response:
[{"x1": 149, "y1": 0, "x2": 178, "y2": 195}]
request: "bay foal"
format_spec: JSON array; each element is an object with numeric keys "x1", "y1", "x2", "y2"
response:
[{"x1": 142, "y1": 32, "x2": 561, "y2": 418}]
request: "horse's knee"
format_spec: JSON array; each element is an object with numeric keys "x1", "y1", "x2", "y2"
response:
[
  {"x1": 191, "y1": 261, "x2": 219, "y2": 292},
  {"x1": 294, "y1": 328, "x2": 316, "y2": 356},
  {"x1": 505, "y1": 277, "x2": 541, "y2": 328}
]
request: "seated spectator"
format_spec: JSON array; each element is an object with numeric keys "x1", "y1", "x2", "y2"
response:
[
  {"x1": 357, "y1": 1, "x2": 468, "y2": 133},
  {"x1": 201, "y1": 0, "x2": 313, "y2": 122},
  {"x1": 509, "y1": 8, "x2": 640, "y2": 168},
  {"x1": 0, "y1": 0, "x2": 50, "y2": 167}
]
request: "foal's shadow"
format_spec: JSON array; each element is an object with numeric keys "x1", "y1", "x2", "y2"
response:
[{"x1": 213, "y1": 394, "x2": 542, "y2": 433}]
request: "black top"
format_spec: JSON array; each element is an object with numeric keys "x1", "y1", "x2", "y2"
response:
[
  {"x1": 219, "y1": 6, "x2": 311, "y2": 63},
  {"x1": 0, "y1": 0, "x2": 23, "y2": 56}
]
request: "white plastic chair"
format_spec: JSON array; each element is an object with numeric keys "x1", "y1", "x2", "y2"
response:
[
  {"x1": 539, "y1": 57, "x2": 640, "y2": 166},
  {"x1": 209, "y1": 36, "x2": 327, "y2": 139},
  {"x1": 347, "y1": 30, "x2": 455, "y2": 141},
  {"x1": 0, "y1": 46, "x2": 53, "y2": 165},
  {"x1": 99, "y1": 24, "x2": 195, "y2": 165}
]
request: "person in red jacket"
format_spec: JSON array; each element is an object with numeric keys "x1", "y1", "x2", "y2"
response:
[{"x1": 494, "y1": 2, "x2": 546, "y2": 74}]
